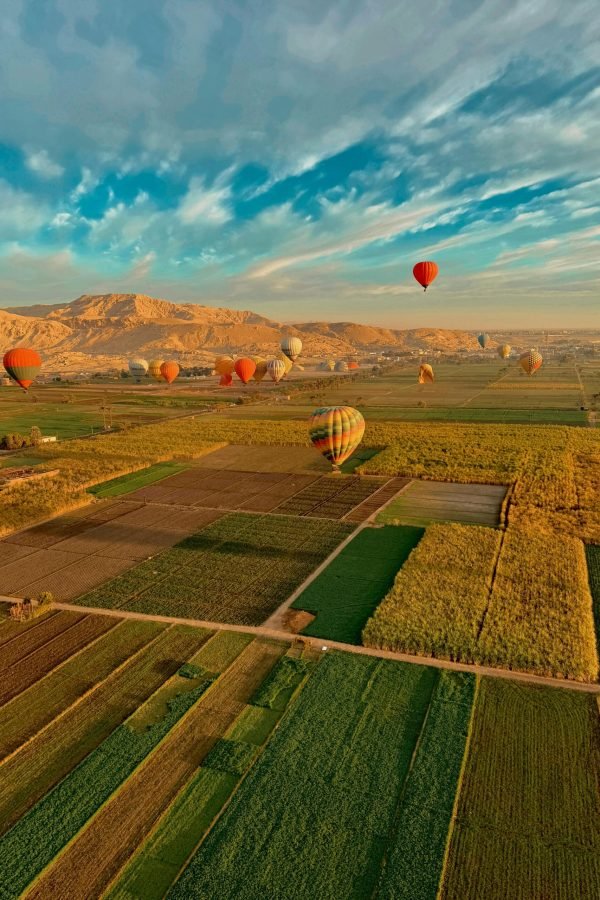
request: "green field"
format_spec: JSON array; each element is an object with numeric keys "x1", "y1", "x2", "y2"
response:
[
  {"x1": 291, "y1": 524, "x2": 424, "y2": 643},
  {"x1": 88, "y1": 462, "x2": 188, "y2": 498},
  {"x1": 586, "y1": 544, "x2": 600, "y2": 646}
]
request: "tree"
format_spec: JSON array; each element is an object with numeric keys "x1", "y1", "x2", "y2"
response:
[{"x1": 30, "y1": 426, "x2": 42, "y2": 446}]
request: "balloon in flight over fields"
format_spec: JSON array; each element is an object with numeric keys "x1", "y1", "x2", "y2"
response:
[
  {"x1": 308, "y1": 406, "x2": 366, "y2": 472},
  {"x1": 418, "y1": 363, "x2": 434, "y2": 384},
  {"x1": 3, "y1": 347, "x2": 42, "y2": 391},
  {"x1": 477, "y1": 333, "x2": 490, "y2": 349},
  {"x1": 160, "y1": 360, "x2": 180, "y2": 384},
  {"x1": 252, "y1": 358, "x2": 268, "y2": 383},
  {"x1": 234, "y1": 357, "x2": 256, "y2": 384},
  {"x1": 148, "y1": 359, "x2": 164, "y2": 381},
  {"x1": 498, "y1": 344, "x2": 511, "y2": 359},
  {"x1": 412, "y1": 261, "x2": 439, "y2": 291},
  {"x1": 280, "y1": 336, "x2": 302, "y2": 363},
  {"x1": 128, "y1": 358, "x2": 149, "y2": 381},
  {"x1": 267, "y1": 358, "x2": 286, "y2": 383},
  {"x1": 519, "y1": 349, "x2": 543, "y2": 376}
]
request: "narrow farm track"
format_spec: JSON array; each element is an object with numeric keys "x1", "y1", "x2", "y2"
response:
[
  {"x1": 3, "y1": 598, "x2": 598, "y2": 694},
  {"x1": 24, "y1": 639, "x2": 285, "y2": 900}
]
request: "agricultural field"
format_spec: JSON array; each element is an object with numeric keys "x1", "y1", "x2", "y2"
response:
[
  {"x1": 76, "y1": 513, "x2": 353, "y2": 624},
  {"x1": 290, "y1": 524, "x2": 424, "y2": 643},
  {"x1": 88, "y1": 462, "x2": 189, "y2": 498},
  {"x1": 585, "y1": 544, "x2": 600, "y2": 645},
  {"x1": 377, "y1": 480, "x2": 507, "y2": 527}
]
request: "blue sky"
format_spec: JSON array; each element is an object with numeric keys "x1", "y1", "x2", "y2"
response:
[{"x1": 0, "y1": 0, "x2": 598, "y2": 328}]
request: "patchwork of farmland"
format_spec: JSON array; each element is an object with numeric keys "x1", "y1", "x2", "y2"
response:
[{"x1": 377, "y1": 480, "x2": 507, "y2": 527}]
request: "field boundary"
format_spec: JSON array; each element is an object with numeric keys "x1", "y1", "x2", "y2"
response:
[{"x1": 3, "y1": 597, "x2": 599, "y2": 693}]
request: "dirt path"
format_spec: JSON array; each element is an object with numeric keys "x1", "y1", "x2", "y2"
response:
[{"x1": 2, "y1": 597, "x2": 597, "y2": 695}]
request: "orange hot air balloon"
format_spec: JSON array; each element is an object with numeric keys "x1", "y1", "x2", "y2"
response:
[
  {"x1": 418, "y1": 363, "x2": 434, "y2": 384},
  {"x1": 413, "y1": 261, "x2": 439, "y2": 291},
  {"x1": 219, "y1": 373, "x2": 233, "y2": 387},
  {"x1": 160, "y1": 360, "x2": 180, "y2": 384},
  {"x1": 252, "y1": 358, "x2": 268, "y2": 383},
  {"x1": 234, "y1": 357, "x2": 256, "y2": 384},
  {"x1": 3, "y1": 348, "x2": 42, "y2": 391},
  {"x1": 215, "y1": 356, "x2": 234, "y2": 376}
]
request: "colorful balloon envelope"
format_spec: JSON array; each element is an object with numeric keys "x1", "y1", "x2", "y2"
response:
[
  {"x1": 280, "y1": 336, "x2": 302, "y2": 363},
  {"x1": 267, "y1": 358, "x2": 286, "y2": 383},
  {"x1": 519, "y1": 349, "x2": 543, "y2": 376},
  {"x1": 234, "y1": 357, "x2": 256, "y2": 384},
  {"x1": 148, "y1": 359, "x2": 164, "y2": 381},
  {"x1": 418, "y1": 363, "x2": 434, "y2": 384},
  {"x1": 477, "y1": 333, "x2": 490, "y2": 350},
  {"x1": 252, "y1": 358, "x2": 268, "y2": 383},
  {"x1": 326, "y1": 359, "x2": 335, "y2": 371},
  {"x1": 3, "y1": 347, "x2": 42, "y2": 391},
  {"x1": 160, "y1": 360, "x2": 180, "y2": 384},
  {"x1": 498, "y1": 344, "x2": 511, "y2": 360},
  {"x1": 219, "y1": 373, "x2": 233, "y2": 387},
  {"x1": 347, "y1": 361, "x2": 359, "y2": 371},
  {"x1": 308, "y1": 406, "x2": 365, "y2": 472},
  {"x1": 412, "y1": 261, "x2": 439, "y2": 291},
  {"x1": 214, "y1": 356, "x2": 235, "y2": 376},
  {"x1": 276, "y1": 352, "x2": 293, "y2": 375},
  {"x1": 128, "y1": 358, "x2": 149, "y2": 379}
]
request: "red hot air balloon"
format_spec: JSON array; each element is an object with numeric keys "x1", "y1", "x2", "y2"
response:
[
  {"x1": 219, "y1": 373, "x2": 233, "y2": 387},
  {"x1": 412, "y1": 261, "x2": 439, "y2": 291},
  {"x1": 3, "y1": 348, "x2": 42, "y2": 391},
  {"x1": 234, "y1": 357, "x2": 256, "y2": 385},
  {"x1": 160, "y1": 361, "x2": 180, "y2": 385}
]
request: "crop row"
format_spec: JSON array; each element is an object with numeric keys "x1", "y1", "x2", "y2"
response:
[{"x1": 585, "y1": 544, "x2": 600, "y2": 643}]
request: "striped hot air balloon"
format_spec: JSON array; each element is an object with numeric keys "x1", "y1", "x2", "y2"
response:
[
  {"x1": 3, "y1": 348, "x2": 42, "y2": 391},
  {"x1": 498, "y1": 344, "x2": 511, "y2": 360},
  {"x1": 519, "y1": 349, "x2": 543, "y2": 376},
  {"x1": 148, "y1": 359, "x2": 164, "y2": 381},
  {"x1": 219, "y1": 373, "x2": 233, "y2": 387},
  {"x1": 234, "y1": 357, "x2": 256, "y2": 384},
  {"x1": 252, "y1": 358, "x2": 268, "y2": 383},
  {"x1": 215, "y1": 356, "x2": 235, "y2": 376},
  {"x1": 267, "y1": 358, "x2": 286, "y2": 383},
  {"x1": 326, "y1": 359, "x2": 335, "y2": 371},
  {"x1": 477, "y1": 333, "x2": 490, "y2": 350},
  {"x1": 128, "y1": 358, "x2": 149, "y2": 382},
  {"x1": 281, "y1": 336, "x2": 302, "y2": 363},
  {"x1": 412, "y1": 261, "x2": 439, "y2": 291},
  {"x1": 160, "y1": 360, "x2": 180, "y2": 384},
  {"x1": 418, "y1": 363, "x2": 434, "y2": 384},
  {"x1": 334, "y1": 360, "x2": 348, "y2": 372},
  {"x1": 308, "y1": 406, "x2": 365, "y2": 472},
  {"x1": 275, "y1": 352, "x2": 293, "y2": 375}
]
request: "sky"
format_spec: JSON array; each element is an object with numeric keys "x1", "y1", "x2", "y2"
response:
[{"x1": 0, "y1": 0, "x2": 599, "y2": 329}]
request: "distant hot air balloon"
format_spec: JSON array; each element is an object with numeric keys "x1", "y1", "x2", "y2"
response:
[
  {"x1": 413, "y1": 261, "x2": 439, "y2": 291},
  {"x1": 418, "y1": 363, "x2": 434, "y2": 384},
  {"x1": 128, "y1": 358, "x2": 149, "y2": 382},
  {"x1": 276, "y1": 352, "x2": 293, "y2": 375},
  {"x1": 148, "y1": 359, "x2": 164, "y2": 381},
  {"x1": 477, "y1": 333, "x2": 490, "y2": 350},
  {"x1": 219, "y1": 373, "x2": 233, "y2": 387},
  {"x1": 3, "y1": 348, "x2": 42, "y2": 391},
  {"x1": 335, "y1": 360, "x2": 348, "y2": 372},
  {"x1": 234, "y1": 357, "x2": 256, "y2": 385},
  {"x1": 309, "y1": 406, "x2": 365, "y2": 473},
  {"x1": 252, "y1": 358, "x2": 268, "y2": 383},
  {"x1": 281, "y1": 336, "x2": 302, "y2": 363},
  {"x1": 347, "y1": 361, "x2": 359, "y2": 371},
  {"x1": 160, "y1": 360, "x2": 180, "y2": 385},
  {"x1": 326, "y1": 359, "x2": 335, "y2": 372},
  {"x1": 267, "y1": 358, "x2": 286, "y2": 383},
  {"x1": 498, "y1": 344, "x2": 511, "y2": 360},
  {"x1": 519, "y1": 349, "x2": 543, "y2": 376},
  {"x1": 215, "y1": 356, "x2": 235, "y2": 376}
]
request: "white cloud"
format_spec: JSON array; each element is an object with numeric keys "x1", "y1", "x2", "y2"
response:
[
  {"x1": 177, "y1": 177, "x2": 232, "y2": 225},
  {"x1": 25, "y1": 149, "x2": 64, "y2": 179}
]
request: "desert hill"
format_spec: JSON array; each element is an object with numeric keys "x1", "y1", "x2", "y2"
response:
[{"x1": 2, "y1": 294, "x2": 482, "y2": 371}]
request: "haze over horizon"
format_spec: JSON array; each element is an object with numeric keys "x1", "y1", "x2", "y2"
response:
[{"x1": 0, "y1": 0, "x2": 598, "y2": 329}]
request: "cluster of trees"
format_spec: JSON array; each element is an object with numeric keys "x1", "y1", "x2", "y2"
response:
[{"x1": 0, "y1": 426, "x2": 42, "y2": 450}]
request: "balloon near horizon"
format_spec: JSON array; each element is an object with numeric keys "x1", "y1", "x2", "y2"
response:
[
  {"x1": 418, "y1": 363, "x2": 434, "y2": 384},
  {"x1": 308, "y1": 405, "x2": 366, "y2": 472},
  {"x1": 234, "y1": 357, "x2": 256, "y2": 385},
  {"x1": 519, "y1": 349, "x2": 543, "y2": 376},
  {"x1": 160, "y1": 360, "x2": 180, "y2": 385},
  {"x1": 3, "y1": 347, "x2": 42, "y2": 391}
]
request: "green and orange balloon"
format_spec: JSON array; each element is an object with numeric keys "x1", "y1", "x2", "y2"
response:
[
  {"x1": 3, "y1": 347, "x2": 42, "y2": 391},
  {"x1": 308, "y1": 406, "x2": 365, "y2": 472}
]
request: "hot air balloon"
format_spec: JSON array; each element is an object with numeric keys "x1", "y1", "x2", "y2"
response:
[
  {"x1": 214, "y1": 356, "x2": 235, "y2": 376},
  {"x1": 3, "y1": 348, "x2": 42, "y2": 391},
  {"x1": 335, "y1": 360, "x2": 348, "y2": 372},
  {"x1": 252, "y1": 358, "x2": 268, "y2": 383},
  {"x1": 326, "y1": 359, "x2": 335, "y2": 372},
  {"x1": 519, "y1": 349, "x2": 543, "y2": 376},
  {"x1": 267, "y1": 358, "x2": 286, "y2": 383},
  {"x1": 281, "y1": 336, "x2": 302, "y2": 363},
  {"x1": 219, "y1": 373, "x2": 233, "y2": 387},
  {"x1": 498, "y1": 344, "x2": 511, "y2": 360},
  {"x1": 148, "y1": 359, "x2": 164, "y2": 381},
  {"x1": 276, "y1": 352, "x2": 293, "y2": 375},
  {"x1": 418, "y1": 363, "x2": 434, "y2": 384},
  {"x1": 160, "y1": 360, "x2": 180, "y2": 385},
  {"x1": 477, "y1": 333, "x2": 490, "y2": 350},
  {"x1": 234, "y1": 357, "x2": 256, "y2": 385},
  {"x1": 309, "y1": 406, "x2": 365, "y2": 473},
  {"x1": 128, "y1": 358, "x2": 149, "y2": 382},
  {"x1": 413, "y1": 261, "x2": 439, "y2": 291},
  {"x1": 347, "y1": 361, "x2": 359, "y2": 371}
]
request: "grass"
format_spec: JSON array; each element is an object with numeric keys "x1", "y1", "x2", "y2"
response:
[
  {"x1": 76, "y1": 512, "x2": 353, "y2": 624},
  {"x1": 169, "y1": 652, "x2": 438, "y2": 900},
  {"x1": 440, "y1": 678, "x2": 600, "y2": 899},
  {"x1": 585, "y1": 544, "x2": 600, "y2": 648},
  {"x1": 88, "y1": 462, "x2": 188, "y2": 498},
  {"x1": 292, "y1": 524, "x2": 424, "y2": 644}
]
